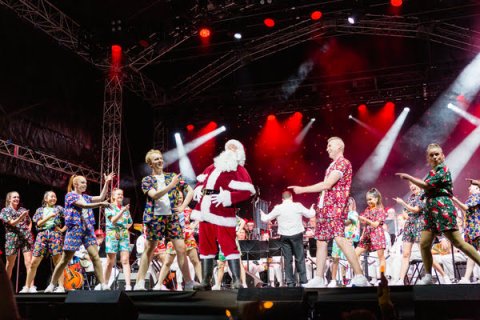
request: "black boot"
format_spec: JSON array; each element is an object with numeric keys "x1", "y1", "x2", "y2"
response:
[
  {"x1": 228, "y1": 259, "x2": 244, "y2": 289},
  {"x1": 194, "y1": 258, "x2": 214, "y2": 290}
]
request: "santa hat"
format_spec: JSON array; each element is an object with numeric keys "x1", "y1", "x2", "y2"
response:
[{"x1": 225, "y1": 139, "x2": 246, "y2": 166}]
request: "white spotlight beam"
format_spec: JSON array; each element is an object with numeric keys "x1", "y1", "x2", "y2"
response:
[
  {"x1": 355, "y1": 108, "x2": 410, "y2": 186},
  {"x1": 163, "y1": 126, "x2": 226, "y2": 166},
  {"x1": 294, "y1": 119, "x2": 315, "y2": 144},
  {"x1": 447, "y1": 103, "x2": 480, "y2": 126},
  {"x1": 174, "y1": 133, "x2": 196, "y2": 183},
  {"x1": 446, "y1": 108, "x2": 480, "y2": 181},
  {"x1": 349, "y1": 115, "x2": 382, "y2": 137}
]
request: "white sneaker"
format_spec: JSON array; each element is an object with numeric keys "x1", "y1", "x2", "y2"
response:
[
  {"x1": 442, "y1": 276, "x2": 452, "y2": 284},
  {"x1": 458, "y1": 277, "x2": 470, "y2": 284},
  {"x1": 327, "y1": 280, "x2": 337, "y2": 288},
  {"x1": 133, "y1": 280, "x2": 146, "y2": 291},
  {"x1": 124, "y1": 285, "x2": 132, "y2": 291},
  {"x1": 212, "y1": 284, "x2": 221, "y2": 291},
  {"x1": 19, "y1": 286, "x2": 30, "y2": 293},
  {"x1": 184, "y1": 280, "x2": 200, "y2": 291},
  {"x1": 44, "y1": 283, "x2": 55, "y2": 293},
  {"x1": 391, "y1": 279, "x2": 404, "y2": 286},
  {"x1": 304, "y1": 277, "x2": 325, "y2": 288},
  {"x1": 152, "y1": 281, "x2": 163, "y2": 291},
  {"x1": 370, "y1": 278, "x2": 379, "y2": 286},
  {"x1": 176, "y1": 285, "x2": 183, "y2": 291},
  {"x1": 94, "y1": 283, "x2": 102, "y2": 291},
  {"x1": 417, "y1": 274, "x2": 433, "y2": 285},
  {"x1": 29, "y1": 286, "x2": 38, "y2": 293},
  {"x1": 350, "y1": 275, "x2": 370, "y2": 287},
  {"x1": 53, "y1": 286, "x2": 65, "y2": 293}
]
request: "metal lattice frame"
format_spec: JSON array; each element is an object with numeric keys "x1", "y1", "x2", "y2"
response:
[
  {"x1": 153, "y1": 118, "x2": 168, "y2": 152},
  {"x1": 0, "y1": 138, "x2": 101, "y2": 182},
  {"x1": 100, "y1": 73, "x2": 123, "y2": 191},
  {"x1": 173, "y1": 14, "x2": 480, "y2": 104},
  {"x1": 0, "y1": 0, "x2": 167, "y2": 107}
]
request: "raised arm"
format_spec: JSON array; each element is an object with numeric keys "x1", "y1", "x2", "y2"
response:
[
  {"x1": 452, "y1": 196, "x2": 468, "y2": 212},
  {"x1": 92, "y1": 172, "x2": 115, "y2": 202},
  {"x1": 395, "y1": 173, "x2": 429, "y2": 190},
  {"x1": 393, "y1": 197, "x2": 421, "y2": 213},
  {"x1": 147, "y1": 174, "x2": 180, "y2": 200}
]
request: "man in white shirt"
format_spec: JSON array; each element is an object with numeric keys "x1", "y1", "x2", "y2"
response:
[{"x1": 261, "y1": 190, "x2": 315, "y2": 287}]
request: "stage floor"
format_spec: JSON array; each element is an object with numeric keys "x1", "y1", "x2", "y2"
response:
[{"x1": 15, "y1": 284, "x2": 480, "y2": 320}]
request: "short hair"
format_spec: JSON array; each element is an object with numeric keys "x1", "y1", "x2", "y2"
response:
[
  {"x1": 328, "y1": 136, "x2": 345, "y2": 151},
  {"x1": 282, "y1": 190, "x2": 292, "y2": 199},
  {"x1": 145, "y1": 149, "x2": 162, "y2": 165}
]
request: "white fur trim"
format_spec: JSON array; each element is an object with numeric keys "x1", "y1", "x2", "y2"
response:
[
  {"x1": 190, "y1": 209, "x2": 203, "y2": 221},
  {"x1": 228, "y1": 180, "x2": 256, "y2": 195},
  {"x1": 225, "y1": 254, "x2": 241, "y2": 260},
  {"x1": 196, "y1": 174, "x2": 207, "y2": 183},
  {"x1": 193, "y1": 211, "x2": 237, "y2": 227},
  {"x1": 193, "y1": 186, "x2": 203, "y2": 201},
  {"x1": 200, "y1": 254, "x2": 216, "y2": 259}
]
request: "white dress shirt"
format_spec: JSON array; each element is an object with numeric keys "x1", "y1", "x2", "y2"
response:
[{"x1": 260, "y1": 199, "x2": 315, "y2": 236}]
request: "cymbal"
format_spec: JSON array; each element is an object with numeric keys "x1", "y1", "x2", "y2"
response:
[{"x1": 133, "y1": 223, "x2": 143, "y2": 232}]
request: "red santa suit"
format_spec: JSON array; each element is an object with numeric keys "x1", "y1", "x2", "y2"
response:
[{"x1": 191, "y1": 140, "x2": 255, "y2": 259}]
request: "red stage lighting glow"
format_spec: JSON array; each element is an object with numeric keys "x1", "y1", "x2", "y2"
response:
[
  {"x1": 391, "y1": 0, "x2": 402, "y2": 7},
  {"x1": 110, "y1": 44, "x2": 122, "y2": 76},
  {"x1": 186, "y1": 124, "x2": 195, "y2": 131},
  {"x1": 199, "y1": 28, "x2": 211, "y2": 38},
  {"x1": 310, "y1": 11, "x2": 323, "y2": 20},
  {"x1": 267, "y1": 114, "x2": 276, "y2": 121},
  {"x1": 358, "y1": 104, "x2": 367, "y2": 113},
  {"x1": 264, "y1": 18, "x2": 275, "y2": 28}
]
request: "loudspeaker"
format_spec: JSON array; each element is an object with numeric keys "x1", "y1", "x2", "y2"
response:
[{"x1": 65, "y1": 290, "x2": 138, "y2": 320}]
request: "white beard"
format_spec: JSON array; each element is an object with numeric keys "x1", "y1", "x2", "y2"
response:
[{"x1": 214, "y1": 150, "x2": 239, "y2": 172}]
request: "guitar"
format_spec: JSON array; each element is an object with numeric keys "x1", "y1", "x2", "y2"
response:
[{"x1": 63, "y1": 263, "x2": 84, "y2": 290}]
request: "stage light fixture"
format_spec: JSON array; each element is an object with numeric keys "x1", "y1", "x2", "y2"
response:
[
  {"x1": 347, "y1": 16, "x2": 356, "y2": 24},
  {"x1": 264, "y1": 18, "x2": 275, "y2": 28},
  {"x1": 391, "y1": 0, "x2": 402, "y2": 7},
  {"x1": 348, "y1": 115, "x2": 353, "y2": 119},
  {"x1": 234, "y1": 33, "x2": 242, "y2": 40},
  {"x1": 199, "y1": 27, "x2": 211, "y2": 38},
  {"x1": 310, "y1": 11, "x2": 322, "y2": 20},
  {"x1": 404, "y1": 107, "x2": 410, "y2": 112},
  {"x1": 311, "y1": 118, "x2": 316, "y2": 122}
]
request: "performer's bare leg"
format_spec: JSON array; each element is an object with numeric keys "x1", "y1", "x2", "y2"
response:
[
  {"x1": 419, "y1": 231, "x2": 435, "y2": 274},
  {"x1": 86, "y1": 245, "x2": 106, "y2": 285},
  {"x1": 187, "y1": 249, "x2": 202, "y2": 282},
  {"x1": 172, "y1": 239, "x2": 192, "y2": 283},
  {"x1": 25, "y1": 256, "x2": 43, "y2": 289},
  {"x1": 336, "y1": 236, "x2": 364, "y2": 275},
  {"x1": 120, "y1": 251, "x2": 132, "y2": 288},
  {"x1": 314, "y1": 240, "x2": 328, "y2": 278},
  {"x1": 136, "y1": 240, "x2": 157, "y2": 283},
  {"x1": 5, "y1": 255, "x2": 17, "y2": 279},
  {"x1": 50, "y1": 250, "x2": 75, "y2": 285}
]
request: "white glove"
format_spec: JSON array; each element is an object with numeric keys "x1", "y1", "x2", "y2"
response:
[
  {"x1": 193, "y1": 186, "x2": 203, "y2": 201},
  {"x1": 211, "y1": 187, "x2": 232, "y2": 207}
]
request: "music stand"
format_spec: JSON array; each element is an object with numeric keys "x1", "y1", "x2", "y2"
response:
[
  {"x1": 240, "y1": 240, "x2": 269, "y2": 275},
  {"x1": 268, "y1": 239, "x2": 284, "y2": 286}
]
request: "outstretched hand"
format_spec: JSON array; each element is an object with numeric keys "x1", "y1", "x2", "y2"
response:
[
  {"x1": 288, "y1": 186, "x2": 303, "y2": 194},
  {"x1": 466, "y1": 178, "x2": 480, "y2": 186},
  {"x1": 393, "y1": 197, "x2": 404, "y2": 205},
  {"x1": 395, "y1": 173, "x2": 411, "y2": 180},
  {"x1": 104, "y1": 172, "x2": 115, "y2": 182}
]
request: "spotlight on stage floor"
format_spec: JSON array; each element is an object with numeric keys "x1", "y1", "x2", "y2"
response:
[
  {"x1": 445, "y1": 105, "x2": 480, "y2": 181},
  {"x1": 356, "y1": 107, "x2": 410, "y2": 186},
  {"x1": 163, "y1": 125, "x2": 227, "y2": 166}
]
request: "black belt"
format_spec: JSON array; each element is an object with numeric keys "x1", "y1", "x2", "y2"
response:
[{"x1": 202, "y1": 189, "x2": 220, "y2": 196}]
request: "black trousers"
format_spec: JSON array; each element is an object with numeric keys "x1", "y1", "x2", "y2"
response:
[{"x1": 280, "y1": 232, "x2": 307, "y2": 285}]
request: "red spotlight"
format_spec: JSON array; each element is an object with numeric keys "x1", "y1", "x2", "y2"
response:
[
  {"x1": 186, "y1": 124, "x2": 195, "y2": 131},
  {"x1": 358, "y1": 104, "x2": 367, "y2": 112},
  {"x1": 199, "y1": 28, "x2": 211, "y2": 38},
  {"x1": 264, "y1": 18, "x2": 275, "y2": 28},
  {"x1": 267, "y1": 114, "x2": 276, "y2": 121},
  {"x1": 391, "y1": 0, "x2": 402, "y2": 7},
  {"x1": 310, "y1": 11, "x2": 323, "y2": 20},
  {"x1": 384, "y1": 101, "x2": 395, "y2": 110},
  {"x1": 293, "y1": 112, "x2": 303, "y2": 119}
]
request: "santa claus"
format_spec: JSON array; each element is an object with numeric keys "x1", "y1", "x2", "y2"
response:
[{"x1": 191, "y1": 139, "x2": 255, "y2": 290}]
